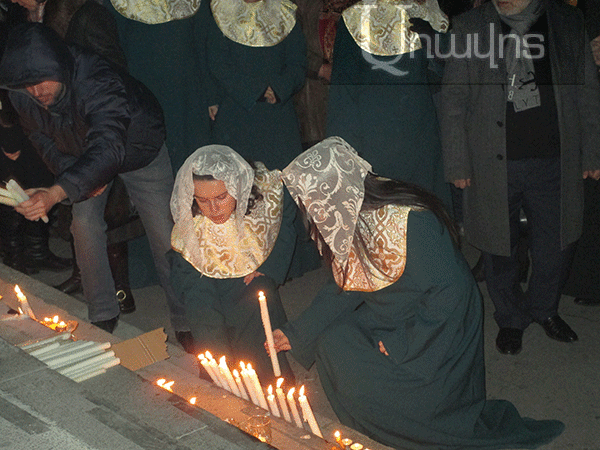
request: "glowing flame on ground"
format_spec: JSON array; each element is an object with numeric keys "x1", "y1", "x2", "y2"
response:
[{"x1": 189, "y1": 397, "x2": 197, "y2": 405}]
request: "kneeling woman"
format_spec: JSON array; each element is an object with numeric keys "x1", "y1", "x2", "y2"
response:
[
  {"x1": 169, "y1": 145, "x2": 295, "y2": 383},
  {"x1": 273, "y1": 137, "x2": 564, "y2": 449}
]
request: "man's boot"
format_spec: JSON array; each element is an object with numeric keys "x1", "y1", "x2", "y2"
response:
[
  {"x1": 108, "y1": 241, "x2": 136, "y2": 314},
  {"x1": 23, "y1": 219, "x2": 72, "y2": 272},
  {"x1": 54, "y1": 239, "x2": 82, "y2": 295},
  {"x1": 0, "y1": 206, "x2": 36, "y2": 274}
]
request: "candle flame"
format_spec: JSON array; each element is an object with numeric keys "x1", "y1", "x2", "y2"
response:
[
  {"x1": 299, "y1": 385, "x2": 305, "y2": 397},
  {"x1": 53, "y1": 315, "x2": 59, "y2": 323},
  {"x1": 219, "y1": 355, "x2": 227, "y2": 366},
  {"x1": 157, "y1": 378, "x2": 166, "y2": 386},
  {"x1": 205, "y1": 350, "x2": 214, "y2": 360},
  {"x1": 334, "y1": 431, "x2": 341, "y2": 439},
  {"x1": 239, "y1": 361, "x2": 246, "y2": 370},
  {"x1": 247, "y1": 363, "x2": 253, "y2": 371},
  {"x1": 232, "y1": 369, "x2": 240, "y2": 378},
  {"x1": 14, "y1": 285, "x2": 23, "y2": 297},
  {"x1": 163, "y1": 381, "x2": 174, "y2": 390},
  {"x1": 189, "y1": 397, "x2": 197, "y2": 405},
  {"x1": 267, "y1": 385, "x2": 273, "y2": 395},
  {"x1": 287, "y1": 387, "x2": 295, "y2": 397},
  {"x1": 276, "y1": 377, "x2": 284, "y2": 389},
  {"x1": 17, "y1": 307, "x2": 23, "y2": 315}
]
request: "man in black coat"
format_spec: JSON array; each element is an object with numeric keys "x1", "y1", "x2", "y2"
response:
[{"x1": 0, "y1": 22, "x2": 186, "y2": 334}]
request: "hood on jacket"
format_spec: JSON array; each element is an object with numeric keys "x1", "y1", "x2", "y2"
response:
[{"x1": 0, "y1": 22, "x2": 73, "y2": 90}]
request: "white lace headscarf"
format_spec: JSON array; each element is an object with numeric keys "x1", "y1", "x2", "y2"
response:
[
  {"x1": 171, "y1": 145, "x2": 254, "y2": 235},
  {"x1": 281, "y1": 137, "x2": 372, "y2": 268}
]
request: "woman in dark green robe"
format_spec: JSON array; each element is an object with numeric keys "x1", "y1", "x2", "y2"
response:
[
  {"x1": 107, "y1": 0, "x2": 212, "y2": 173},
  {"x1": 206, "y1": 0, "x2": 306, "y2": 170},
  {"x1": 168, "y1": 145, "x2": 295, "y2": 384},
  {"x1": 274, "y1": 137, "x2": 564, "y2": 449},
  {"x1": 327, "y1": 0, "x2": 450, "y2": 206}
]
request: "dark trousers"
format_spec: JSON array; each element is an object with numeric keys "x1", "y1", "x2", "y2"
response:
[{"x1": 483, "y1": 158, "x2": 574, "y2": 329}]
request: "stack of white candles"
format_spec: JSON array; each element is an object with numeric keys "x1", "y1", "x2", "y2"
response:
[
  {"x1": 197, "y1": 352, "x2": 322, "y2": 438},
  {"x1": 19, "y1": 334, "x2": 120, "y2": 382},
  {"x1": 0, "y1": 180, "x2": 49, "y2": 223}
]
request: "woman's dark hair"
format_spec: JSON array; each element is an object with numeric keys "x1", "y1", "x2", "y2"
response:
[
  {"x1": 307, "y1": 173, "x2": 460, "y2": 287},
  {"x1": 191, "y1": 173, "x2": 263, "y2": 217}
]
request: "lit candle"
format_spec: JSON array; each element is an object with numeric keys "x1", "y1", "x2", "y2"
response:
[
  {"x1": 258, "y1": 291, "x2": 281, "y2": 377},
  {"x1": 206, "y1": 351, "x2": 228, "y2": 390},
  {"x1": 266, "y1": 385, "x2": 280, "y2": 417},
  {"x1": 14, "y1": 285, "x2": 36, "y2": 320},
  {"x1": 350, "y1": 443, "x2": 364, "y2": 450},
  {"x1": 219, "y1": 356, "x2": 241, "y2": 397},
  {"x1": 341, "y1": 438, "x2": 353, "y2": 449},
  {"x1": 232, "y1": 369, "x2": 249, "y2": 401},
  {"x1": 240, "y1": 362, "x2": 259, "y2": 406},
  {"x1": 286, "y1": 387, "x2": 303, "y2": 428},
  {"x1": 189, "y1": 397, "x2": 197, "y2": 405},
  {"x1": 246, "y1": 363, "x2": 269, "y2": 411},
  {"x1": 275, "y1": 378, "x2": 291, "y2": 422},
  {"x1": 334, "y1": 431, "x2": 344, "y2": 449},
  {"x1": 298, "y1": 386, "x2": 322, "y2": 437},
  {"x1": 198, "y1": 353, "x2": 224, "y2": 388}
]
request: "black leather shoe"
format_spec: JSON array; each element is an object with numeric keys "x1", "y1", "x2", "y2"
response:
[
  {"x1": 574, "y1": 297, "x2": 600, "y2": 306},
  {"x1": 539, "y1": 315, "x2": 578, "y2": 342},
  {"x1": 54, "y1": 273, "x2": 82, "y2": 295},
  {"x1": 175, "y1": 331, "x2": 197, "y2": 355},
  {"x1": 27, "y1": 252, "x2": 72, "y2": 272},
  {"x1": 91, "y1": 316, "x2": 119, "y2": 334},
  {"x1": 496, "y1": 328, "x2": 523, "y2": 355},
  {"x1": 117, "y1": 289, "x2": 136, "y2": 314}
]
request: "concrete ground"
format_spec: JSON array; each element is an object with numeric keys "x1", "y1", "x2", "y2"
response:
[{"x1": 2, "y1": 234, "x2": 600, "y2": 449}]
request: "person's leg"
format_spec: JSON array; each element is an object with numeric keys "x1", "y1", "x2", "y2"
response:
[
  {"x1": 70, "y1": 185, "x2": 119, "y2": 324},
  {"x1": 523, "y1": 158, "x2": 577, "y2": 341},
  {"x1": 485, "y1": 160, "x2": 531, "y2": 330},
  {"x1": 120, "y1": 145, "x2": 186, "y2": 331}
]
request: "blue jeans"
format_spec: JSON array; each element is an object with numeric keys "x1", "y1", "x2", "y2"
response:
[{"x1": 71, "y1": 145, "x2": 187, "y2": 330}]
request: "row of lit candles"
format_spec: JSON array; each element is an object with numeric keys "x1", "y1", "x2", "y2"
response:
[
  {"x1": 333, "y1": 430, "x2": 372, "y2": 450},
  {"x1": 13, "y1": 285, "x2": 78, "y2": 333},
  {"x1": 196, "y1": 351, "x2": 322, "y2": 437}
]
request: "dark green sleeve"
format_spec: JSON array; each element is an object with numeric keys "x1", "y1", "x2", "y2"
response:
[
  {"x1": 257, "y1": 189, "x2": 297, "y2": 286},
  {"x1": 267, "y1": 23, "x2": 307, "y2": 104},
  {"x1": 193, "y1": 0, "x2": 221, "y2": 107},
  {"x1": 367, "y1": 210, "x2": 480, "y2": 369},
  {"x1": 206, "y1": 14, "x2": 268, "y2": 111},
  {"x1": 281, "y1": 278, "x2": 364, "y2": 369}
]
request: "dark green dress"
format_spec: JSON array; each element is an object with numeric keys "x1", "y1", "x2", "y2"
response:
[
  {"x1": 282, "y1": 210, "x2": 564, "y2": 449},
  {"x1": 206, "y1": 12, "x2": 306, "y2": 170},
  {"x1": 107, "y1": 0, "x2": 212, "y2": 172},
  {"x1": 168, "y1": 192, "x2": 298, "y2": 384},
  {"x1": 327, "y1": 20, "x2": 450, "y2": 207}
]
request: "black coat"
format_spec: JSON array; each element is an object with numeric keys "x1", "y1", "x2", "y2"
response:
[{"x1": 0, "y1": 22, "x2": 165, "y2": 203}]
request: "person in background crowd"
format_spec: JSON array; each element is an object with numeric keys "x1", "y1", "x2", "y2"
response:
[
  {"x1": 206, "y1": 0, "x2": 306, "y2": 171},
  {"x1": 326, "y1": 0, "x2": 451, "y2": 208},
  {"x1": 562, "y1": 0, "x2": 600, "y2": 306},
  {"x1": 440, "y1": 0, "x2": 600, "y2": 355}
]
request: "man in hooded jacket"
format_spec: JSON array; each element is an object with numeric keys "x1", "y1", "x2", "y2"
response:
[{"x1": 0, "y1": 22, "x2": 184, "y2": 334}]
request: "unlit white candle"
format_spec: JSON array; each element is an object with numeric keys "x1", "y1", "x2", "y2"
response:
[
  {"x1": 286, "y1": 387, "x2": 303, "y2": 428},
  {"x1": 58, "y1": 351, "x2": 116, "y2": 376},
  {"x1": 27, "y1": 342, "x2": 61, "y2": 357},
  {"x1": 275, "y1": 378, "x2": 291, "y2": 422},
  {"x1": 7, "y1": 179, "x2": 48, "y2": 223},
  {"x1": 33, "y1": 341, "x2": 81, "y2": 360},
  {"x1": 247, "y1": 363, "x2": 269, "y2": 411},
  {"x1": 258, "y1": 291, "x2": 281, "y2": 377},
  {"x1": 298, "y1": 386, "x2": 322, "y2": 437},
  {"x1": 219, "y1": 356, "x2": 241, "y2": 397},
  {"x1": 19, "y1": 332, "x2": 72, "y2": 351},
  {"x1": 72, "y1": 368, "x2": 106, "y2": 382},
  {"x1": 65, "y1": 357, "x2": 120, "y2": 380},
  {"x1": 232, "y1": 369, "x2": 249, "y2": 401},
  {"x1": 46, "y1": 342, "x2": 111, "y2": 369},
  {"x1": 266, "y1": 385, "x2": 280, "y2": 417}
]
